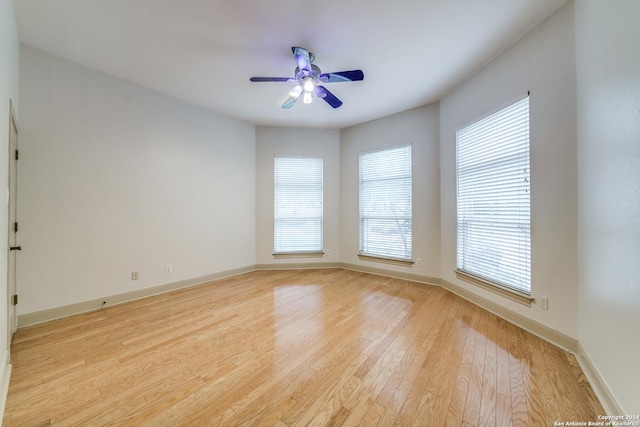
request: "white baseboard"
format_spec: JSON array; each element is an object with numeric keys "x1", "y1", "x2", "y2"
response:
[
  {"x1": 575, "y1": 342, "x2": 623, "y2": 416},
  {"x1": 18, "y1": 265, "x2": 256, "y2": 327},
  {"x1": 255, "y1": 261, "x2": 342, "y2": 270},
  {"x1": 0, "y1": 350, "x2": 11, "y2": 423}
]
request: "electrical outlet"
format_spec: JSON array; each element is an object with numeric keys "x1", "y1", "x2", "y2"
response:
[
  {"x1": 165, "y1": 264, "x2": 172, "y2": 274},
  {"x1": 415, "y1": 258, "x2": 422, "y2": 266},
  {"x1": 325, "y1": 249, "x2": 331, "y2": 256},
  {"x1": 131, "y1": 271, "x2": 139, "y2": 280},
  {"x1": 540, "y1": 296, "x2": 549, "y2": 310}
]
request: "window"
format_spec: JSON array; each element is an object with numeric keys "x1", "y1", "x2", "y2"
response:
[
  {"x1": 274, "y1": 156, "x2": 323, "y2": 254},
  {"x1": 456, "y1": 96, "x2": 531, "y2": 295},
  {"x1": 359, "y1": 145, "x2": 412, "y2": 261}
]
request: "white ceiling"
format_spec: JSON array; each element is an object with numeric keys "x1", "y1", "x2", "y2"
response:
[{"x1": 15, "y1": 0, "x2": 568, "y2": 129}]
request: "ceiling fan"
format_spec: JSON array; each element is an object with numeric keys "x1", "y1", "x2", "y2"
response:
[{"x1": 250, "y1": 47, "x2": 364, "y2": 109}]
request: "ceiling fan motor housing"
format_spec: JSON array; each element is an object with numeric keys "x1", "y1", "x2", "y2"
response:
[{"x1": 295, "y1": 64, "x2": 321, "y2": 81}]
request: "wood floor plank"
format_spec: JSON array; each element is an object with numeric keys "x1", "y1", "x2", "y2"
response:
[
  {"x1": 425, "y1": 301, "x2": 473, "y2": 425},
  {"x1": 4, "y1": 269, "x2": 604, "y2": 426},
  {"x1": 375, "y1": 288, "x2": 447, "y2": 409},
  {"x1": 463, "y1": 306, "x2": 487, "y2": 426},
  {"x1": 495, "y1": 318, "x2": 509, "y2": 369},
  {"x1": 517, "y1": 329, "x2": 547, "y2": 427},
  {"x1": 529, "y1": 334, "x2": 563, "y2": 425},
  {"x1": 322, "y1": 405, "x2": 351, "y2": 427},
  {"x1": 386, "y1": 293, "x2": 460, "y2": 426},
  {"x1": 496, "y1": 392, "x2": 514, "y2": 427},
  {"x1": 445, "y1": 304, "x2": 479, "y2": 426},
  {"x1": 283, "y1": 351, "x2": 367, "y2": 426},
  {"x1": 506, "y1": 321, "x2": 530, "y2": 427},
  {"x1": 478, "y1": 311, "x2": 498, "y2": 427}
]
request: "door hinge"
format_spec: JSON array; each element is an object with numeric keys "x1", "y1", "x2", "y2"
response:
[
  {"x1": 15, "y1": 149, "x2": 19, "y2": 160},
  {"x1": 12, "y1": 295, "x2": 17, "y2": 305},
  {"x1": 14, "y1": 222, "x2": 18, "y2": 233}
]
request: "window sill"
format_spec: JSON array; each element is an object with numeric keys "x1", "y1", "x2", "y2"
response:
[
  {"x1": 455, "y1": 269, "x2": 533, "y2": 307},
  {"x1": 358, "y1": 253, "x2": 414, "y2": 267},
  {"x1": 273, "y1": 251, "x2": 325, "y2": 259}
]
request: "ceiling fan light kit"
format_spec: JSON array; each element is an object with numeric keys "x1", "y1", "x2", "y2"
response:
[{"x1": 250, "y1": 46, "x2": 364, "y2": 109}]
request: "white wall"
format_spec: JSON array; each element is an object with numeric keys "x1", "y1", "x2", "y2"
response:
[
  {"x1": 1, "y1": 0, "x2": 19, "y2": 412},
  {"x1": 255, "y1": 126, "x2": 340, "y2": 265},
  {"x1": 576, "y1": 0, "x2": 640, "y2": 414},
  {"x1": 340, "y1": 105, "x2": 441, "y2": 279},
  {"x1": 17, "y1": 45, "x2": 256, "y2": 316},
  {"x1": 440, "y1": 3, "x2": 578, "y2": 337}
]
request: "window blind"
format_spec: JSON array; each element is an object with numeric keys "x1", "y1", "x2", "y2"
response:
[
  {"x1": 359, "y1": 145, "x2": 412, "y2": 260},
  {"x1": 456, "y1": 96, "x2": 531, "y2": 294},
  {"x1": 274, "y1": 156, "x2": 323, "y2": 253}
]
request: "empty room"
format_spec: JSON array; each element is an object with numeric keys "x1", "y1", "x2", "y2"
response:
[{"x1": 0, "y1": 0, "x2": 638, "y2": 425}]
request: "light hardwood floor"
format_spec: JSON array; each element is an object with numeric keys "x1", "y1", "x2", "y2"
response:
[{"x1": 4, "y1": 269, "x2": 604, "y2": 426}]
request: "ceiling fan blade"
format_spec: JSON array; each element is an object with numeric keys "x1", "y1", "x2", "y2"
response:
[
  {"x1": 281, "y1": 92, "x2": 302, "y2": 109},
  {"x1": 292, "y1": 47, "x2": 313, "y2": 72},
  {"x1": 319, "y1": 70, "x2": 364, "y2": 83},
  {"x1": 316, "y1": 86, "x2": 343, "y2": 109},
  {"x1": 250, "y1": 77, "x2": 294, "y2": 82}
]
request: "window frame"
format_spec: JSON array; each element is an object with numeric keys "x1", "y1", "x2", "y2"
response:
[
  {"x1": 455, "y1": 94, "x2": 533, "y2": 304},
  {"x1": 273, "y1": 155, "x2": 324, "y2": 257},
  {"x1": 358, "y1": 144, "x2": 413, "y2": 265}
]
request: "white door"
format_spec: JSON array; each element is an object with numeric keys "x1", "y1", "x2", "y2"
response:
[{"x1": 7, "y1": 102, "x2": 19, "y2": 343}]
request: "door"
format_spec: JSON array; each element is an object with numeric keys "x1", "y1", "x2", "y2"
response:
[{"x1": 7, "y1": 101, "x2": 19, "y2": 343}]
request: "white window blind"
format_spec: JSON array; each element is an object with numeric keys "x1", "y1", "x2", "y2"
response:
[
  {"x1": 456, "y1": 96, "x2": 531, "y2": 294},
  {"x1": 274, "y1": 157, "x2": 323, "y2": 253},
  {"x1": 359, "y1": 145, "x2": 412, "y2": 260}
]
